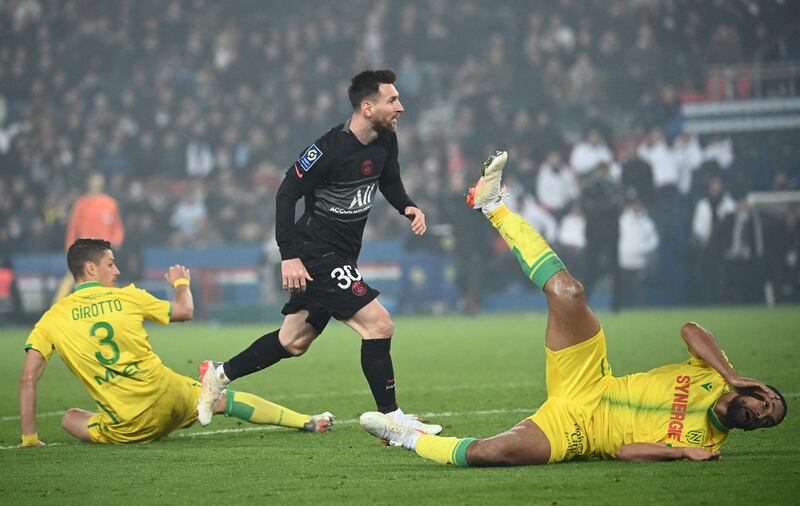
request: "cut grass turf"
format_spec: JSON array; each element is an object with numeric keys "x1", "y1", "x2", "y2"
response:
[{"x1": 1, "y1": 306, "x2": 799, "y2": 505}]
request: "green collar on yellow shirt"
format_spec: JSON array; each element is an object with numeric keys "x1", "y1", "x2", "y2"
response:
[{"x1": 74, "y1": 281, "x2": 102, "y2": 291}]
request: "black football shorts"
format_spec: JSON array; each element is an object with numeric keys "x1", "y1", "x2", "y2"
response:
[{"x1": 281, "y1": 252, "x2": 379, "y2": 332}]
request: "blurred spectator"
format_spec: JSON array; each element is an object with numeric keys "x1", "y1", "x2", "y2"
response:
[
  {"x1": 556, "y1": 202, "x2": 587, "y2": 282},
  {"x1": 581, "y1": 162, "x2": 622, "y2": 311},
  {"x1": 169, "y1": 184, "x2": 208, "y2": 246},
  {"x1": 536, "y1": 150, "x2": 578, "y2": 220},
  {"x1": 570, "y1": 128, "x2": 613, "y2": 177},
  {"x1": 619, "y1": 142, "x2": 655, "y2": 209},
  {"x1": 63, "y1": 173, "x2": 125, "y2": 250},
  {"x1": 618, "y1": 194, "x2": 659, "y2": 308},
  {"x1": 673, "y1": 132, "x2": 703, "y2": 196},
  {"x1": 690, "y1": 175, "x2": 737, "y2": 304}
]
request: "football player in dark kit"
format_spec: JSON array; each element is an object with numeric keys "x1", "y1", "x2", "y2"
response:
[{"x1": 197, "y1": 69, "x2": 442, "y2": 435}]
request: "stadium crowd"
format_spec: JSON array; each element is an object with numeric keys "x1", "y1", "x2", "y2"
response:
[{"x1": 1, "y1": 0, "x2": 799, "y2": 312}]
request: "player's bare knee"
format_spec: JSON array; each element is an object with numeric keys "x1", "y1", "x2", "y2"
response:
[
  {"x1": 61, "y1": 409, "x2": 82, "y2": 431},
  {"x1": 548, "y1": 274, "x2": 586, "y2": 305},
  {"x1": 374, "y1": 316, "x2": 394, "y2": 338},
  {"x1": 284, "y1": 339, "x2": 311, "y2": 356}
]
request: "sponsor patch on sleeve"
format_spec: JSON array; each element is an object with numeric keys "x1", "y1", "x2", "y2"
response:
[{"x1": 298, "y1": 144, "x2": 323, "y2": 172}]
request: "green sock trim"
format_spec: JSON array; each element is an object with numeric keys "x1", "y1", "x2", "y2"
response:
[
  {"x1": 224, "y1": 389, "x2": 255, "y2": 421},
  {"x1": 531, "y1": 255, "x2": 565, "y2": 289},
  {"x1": 224, "y1": 389, "x2": 235, "y2": 417},
  {"x1": 512, "y1": 248, "x2": 565, "y2": 290},
  {"x1": 452, "y1": 437, "x2": 477, "y2": 467}
]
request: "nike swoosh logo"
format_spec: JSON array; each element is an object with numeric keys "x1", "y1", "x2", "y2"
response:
[{"x1": 294, "y1": 163, "x2": 303, "y2": 178}]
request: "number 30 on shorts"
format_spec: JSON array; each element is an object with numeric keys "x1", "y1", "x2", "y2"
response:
[{"x1": 330, "y1": 265, "x2": 362, "y2": 289}]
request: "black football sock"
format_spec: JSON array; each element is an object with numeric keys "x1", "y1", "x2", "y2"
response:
[
  {"x1": 361, "y1": 338, "x2": 398, "y2": 413},
  {"x1": 223, "y1": 329, "x2": 292, "y2": 381}
]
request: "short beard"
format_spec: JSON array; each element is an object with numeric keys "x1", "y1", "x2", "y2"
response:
[
  {"x1": 373, "y1": 117, "x2": 396, "y2": 134},
  {"x1": 723, "y1": 395, "x2": 755, "y2": 430}
]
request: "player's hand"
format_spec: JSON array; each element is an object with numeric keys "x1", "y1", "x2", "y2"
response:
[
  {"x1": 404, "y1": 206, "x2": 426, "y2": 236},
  {"x1": 282, "y1": 258, "x2": 313, "y2": 293},
  {"x1": 682, "y1": 447, "x2": 720, "y2": 461},
  {"x1": 727, "y1": 375, "x2": 779, "y2": 402},
  {"x1": 164, "y1": 265, "x2": 191, "y2": 287}
]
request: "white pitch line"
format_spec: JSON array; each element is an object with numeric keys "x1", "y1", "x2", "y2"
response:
[
  {"x1": 0, "y1": 381, "x2": 542, "y2": 422},
  {"x1": 0, "y1": 410, "x2": 66, "y2": 422},
  {"x1": 181, "y1": 407, "x2": 534, "y2": 438},
  {"x1": 0, "y1": 406, "x2": 534, "y2": 450}
]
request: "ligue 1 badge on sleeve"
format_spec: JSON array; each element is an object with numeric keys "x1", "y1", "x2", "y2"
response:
[{"x1": 299, "y1": 144, "x2": 323, "y2": 171}]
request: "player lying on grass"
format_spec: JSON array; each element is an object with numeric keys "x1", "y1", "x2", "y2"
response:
[
  {"x1": 19, "y1": 238, "x2": 333, "y2": 447},
  {"x1": 360, "y1": 151, "x2": 787, "y2": 465}
]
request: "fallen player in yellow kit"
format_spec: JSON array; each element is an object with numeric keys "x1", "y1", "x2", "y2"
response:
[
  {"x1": 20, "y1": 238, "x2": 333, "y2": 446},
  {"x1": 360, "y1": 151, "x2": 787, "y2": 465}
]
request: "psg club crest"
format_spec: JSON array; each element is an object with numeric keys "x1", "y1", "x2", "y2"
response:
[
  {"x1": 352, "y1": 280, "x2": 368, "y2": 296},
  {"x1": 362, "y1": 159, "x2": 373, "y2": 176}
]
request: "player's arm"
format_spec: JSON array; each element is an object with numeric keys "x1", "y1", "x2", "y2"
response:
[
  {"x1": 616, "y1": 443, "x2": 720, "y2": 462},
  {"x1": 680, "y1": 322, "x2": 777, "y2": 401},
  {"x1": 164, "y1": 265, "x2": 193, "y2": 322},
  {"x1": 378, "y1": 134, "x2": 425, "y2": 235},
  {"x1": 275, "y1": 142, "x2": 332, "y2": 292},
  {"x1": 19, "y1": 349, "x2": 48, "y2": 447}
]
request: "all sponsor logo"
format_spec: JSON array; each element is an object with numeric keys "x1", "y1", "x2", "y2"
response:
[
  {"x1": 349, "y1": 183, "x2": 376, "y2": 209},
  {"x1": 362, "y1": 159, "x2": 373, "y2": 176}
]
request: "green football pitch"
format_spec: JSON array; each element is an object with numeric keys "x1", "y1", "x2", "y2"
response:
[{"x1": 1, "y1": 306, "x2": 799, "y2": 505}]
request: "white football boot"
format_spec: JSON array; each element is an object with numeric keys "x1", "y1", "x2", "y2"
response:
[
  {"x1": 196, "y1": 360, "x2": 227, "y2": 426},
  {"x1": 466, "y1": 150, "x2": 508, "y2": 210},
  {"x1": 386, "y1": 408, "x2": 442, "y2": 435},
  {"x1": 359, "y1": 411, "x2": 422, "y2": 449}
]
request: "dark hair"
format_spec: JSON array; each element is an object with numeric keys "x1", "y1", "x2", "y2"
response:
[
  {"x1": 767, "y1": 384, "x2": 788, "y2": 424},
  {"x1": 67, "y1": 238, "x2": 112, "y2": 279},
  {"x1": 348, "y1": 69, "x2": 396, "y2": 109}
]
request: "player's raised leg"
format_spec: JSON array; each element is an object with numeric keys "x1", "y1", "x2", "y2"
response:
[
  {"x1": 360, "y1": 412, "x2": 550, "y2": 466},
  {"x1": 467, "y1": 151, "x2": 600, "y2": 351},
  {"x1": 344, "y1": 298, "x2": 442, "y2": 435}
]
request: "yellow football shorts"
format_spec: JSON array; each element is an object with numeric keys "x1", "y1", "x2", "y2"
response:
[
  {"x1": 528, "y1": 329, "x2": 613, "y2": 463},
  {"x1": 87, "y1": 371, "x2": 202, "y2": 444}
]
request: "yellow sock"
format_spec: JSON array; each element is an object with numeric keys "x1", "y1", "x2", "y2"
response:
[
  {"x1": 224, "y1": 390, "x2": 311, "y2": 428},
  {"x1": 487, "y1": 204, "x2": 565, "y2": 290},
  {"x1": 415, "y1": 435, "x2": 477, "y2": 467}
]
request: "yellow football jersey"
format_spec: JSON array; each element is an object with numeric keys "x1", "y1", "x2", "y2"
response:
[
  {"x1": 25, "y1": 281, "x2": 173, "y2": 422},
  {"x1": 593, "y1": 355, "x2": 732, "y2": 458}
]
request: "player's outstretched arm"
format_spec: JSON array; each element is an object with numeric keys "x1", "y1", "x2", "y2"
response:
[
  {"x1": 165, "y1": 265, "x2": 193, "y2": 322},
  {"x1": 680, "y1": 323, "x2": 777, "y2": 401},
  {"x1": 616, "y1": 443, "x2": 720, "y2": 462},
  {"x1": 404, "y1": 206, "x2": 426, "y2": 235},
  {"x1": 19, "y1": 349, "x2": 47, "y2": 447}
]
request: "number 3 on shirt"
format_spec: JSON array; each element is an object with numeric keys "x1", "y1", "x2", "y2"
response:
[
  {"x1": 330, "y1": 265, "x2": 362, "y2": 289},
  {"x1": 91, "y1": 321, "x2": 120, "y2": 366}
]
